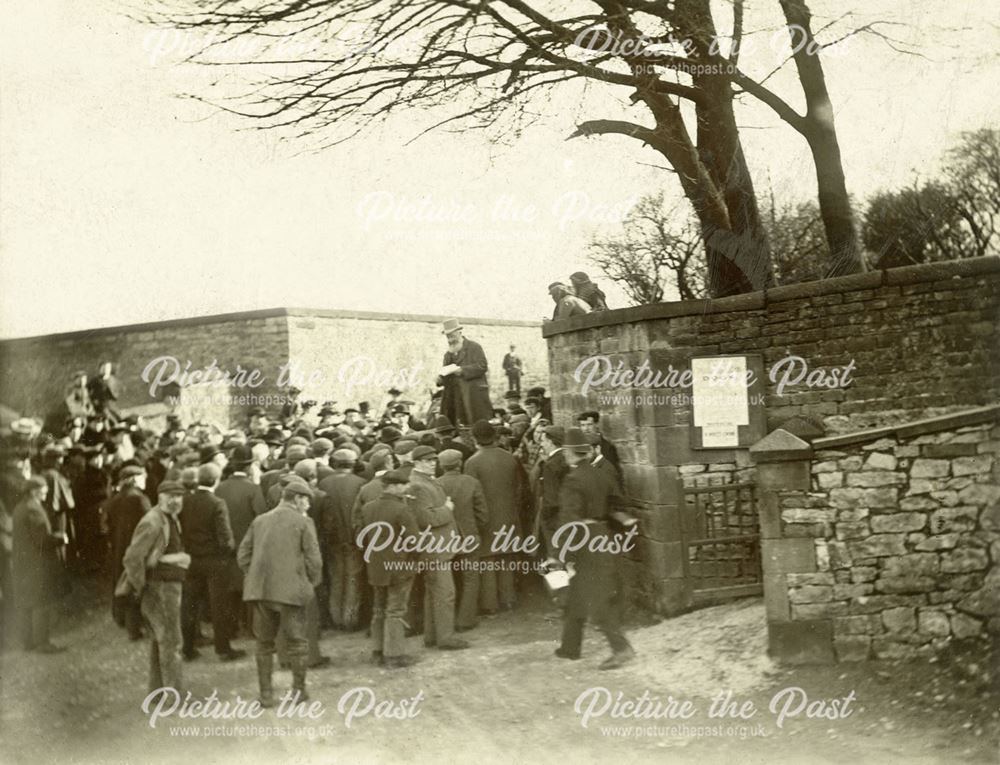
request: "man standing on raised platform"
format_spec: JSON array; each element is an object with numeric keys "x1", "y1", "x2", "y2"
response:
[{"x1": 437, "y1": 319, "x2": 493, "y2": 427}]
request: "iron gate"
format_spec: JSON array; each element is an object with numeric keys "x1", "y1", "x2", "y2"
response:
[{"x1": 681, "y1": 481, "x2": 762, "y2": 606}]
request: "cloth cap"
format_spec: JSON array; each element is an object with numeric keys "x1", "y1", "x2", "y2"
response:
[
  {"x1": 120, "y1": 465, "x2": 145, "y2": 480},
  {"x1": 310, "y1": 438, "x2": 334, "y2": 456},
  {"x1": 394, "y1": 439, "x2": 418, "y2": 456},
  {"x1": 411, "y1": 445, "x2": 437, "y2": 461},
  {"x1": 157, "y1": 480, "x2": 186, "y2": 495},
  {"x1": 438, "y1": 449, "x2": 463, "y2": 469}
]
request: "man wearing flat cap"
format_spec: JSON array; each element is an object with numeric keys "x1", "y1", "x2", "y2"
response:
[
  {"x1": 408, "y1": 446, "x2": 468, "y2": 650},
  {"x1": 360, "y1": 469, "x2": 419, "y2": 668},
  {"x1": 548, "y1": 282, "x2": 591, "y2": 321},
  {"x1": 437, "y1": 318, "x2": 493, "y2": 428},
  {"x1": 106, "y1": 465, "x2": 151, "y2": 640},
  {"x1": 238, "y1": 479, "x2": 323, "y2": 706},
  {"x1": 122, "y1": 480, "x2": 191, "y2": 693},
  {"x1": 437, "y1": 449, "x2": 488, "y2": 631},
  {"x1": 317, "y1": 448, "x2": 367, "y2": 631},
  {"x1": 180, "y1": 463, "x2": 242, "y2": 662}
]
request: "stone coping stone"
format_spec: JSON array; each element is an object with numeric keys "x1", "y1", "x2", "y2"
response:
[
  {"x1": 542, "y1": 256, "x2": 1000, "y2": 337},
  {"x1": 812, "y1": 405, "x2": 1000, "y2": 450}
]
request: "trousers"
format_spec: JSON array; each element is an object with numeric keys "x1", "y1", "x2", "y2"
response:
[
  {"x1": 372, "y1": 577, "x2": 413, "y2": 658},
  {"x1": 252, "y1": 600, "x2": 307, "y2": 660},
  {"x1": 142, "y1": 580, "x2": 184, "y2": 693},
  {"x1": 422, "y1": 563, "x2": 456, "y2": 646},
  {"x1": 327, "y1": 544, "x2": 364, "y2": 629}
]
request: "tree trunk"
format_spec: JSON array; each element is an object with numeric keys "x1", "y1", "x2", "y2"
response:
[{"x1": 779, "y1": 0, "x2": 865, "y2": 276}]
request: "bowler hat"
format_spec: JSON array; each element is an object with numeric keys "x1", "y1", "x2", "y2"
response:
[
  {"x1": 263, "y1": 428, "x2": 285, "y2": 446},
  {"x1": 562, "y1": 428, "x2": 592, "y2": 454},
  {"x1": 504, "y1": 390, "x2": 520, "y2": 400},
  {"x1": 387, "y1": 387, "x2": 402, "y2": 396},
  {"x1": 543, "y1": 426, "x2": 565, "y2": 446},
  {"x1": 570, "y1": 271, "x2": 592, "y2": 285},
  {"x1": 527, "y1": 386, "x2": 546, "y2": 397},
  {"x1": 230, "y1": 444, "x2": 254, "y2": 467},
  {"x1": 441, "y1": 318, "x2": 463, "y2": 335},
  {"x1": 380, "y1": 426, "x2": 402, "y2": 444},
  {"x1": 200, "y1": 445, "x2": 223, "y2": 463},
  {"x1": 471, "y1": 420, "x2": 496, "y2": 444},
  {"x1": 430, "y1": 415, "x2": 455, "y2": 435}
]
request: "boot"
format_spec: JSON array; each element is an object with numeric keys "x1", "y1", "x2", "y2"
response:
[
  {"x1": 291, "y1": 656, "x2": 309, "y2": 703},
  {"x1": 256, "y1": 655, "x2": 276, "y2": 708}
]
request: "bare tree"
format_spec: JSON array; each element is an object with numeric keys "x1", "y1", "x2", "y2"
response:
[
  {"x1": 588, "y1": 193, "x2": 706, "y2": 302},
  {"x1": 143, "y1": 0, "x2": 876, "y2": 294},
  {"x1": 863, "y1": 129, "x2": 999, "y2": 267}
]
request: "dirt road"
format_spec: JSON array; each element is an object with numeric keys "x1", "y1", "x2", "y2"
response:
[{"x1": 1, "y1": 580, "x2": 996, "y2": 764}]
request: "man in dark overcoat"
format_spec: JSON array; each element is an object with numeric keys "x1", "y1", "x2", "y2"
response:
[
  {"x1": 437, "y1": 319, "x2": 493, "y2": 427},
  {"x1": 554, "y1": 429, "x2": 634, "y2": 670}
]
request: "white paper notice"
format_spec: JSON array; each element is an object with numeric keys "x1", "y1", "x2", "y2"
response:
[{"x1": 691, "y1": 357, "x2": 750, "y2": 447}]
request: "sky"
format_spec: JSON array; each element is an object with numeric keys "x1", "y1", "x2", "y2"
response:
[{"x1": 1, "y1": 0, "x2": 997, "y2": 339}]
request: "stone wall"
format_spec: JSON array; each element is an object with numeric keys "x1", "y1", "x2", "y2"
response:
[
  {"x1": 542, "y1": 257, "x2": 1000, "y2": 619},
  {"x1": 286, "y1": 309, "x2": 547, "y2": 413},
  {"x1": 0, "y1": 311, "x2": 291, "y2": 428},
  {"x1": 754, "y1": 407, "x2": 1000, "y2": 663},
  {"x1": 0, "y1": 308, "x2": 547, "y2": 429}
]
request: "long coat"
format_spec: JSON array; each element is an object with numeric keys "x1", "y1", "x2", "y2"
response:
[
  {"x1": 558, "y1": 461, "x2": 625, "y2": 620},
  {"x1": 437, "y1": 470, "x2": 488, "y2": 558},
  {"x1": 238, "y1": 503, "x2": 322, "y2": 607},
  {"x1": 463, "y1": 445, "x2": 527, "y2": 543},
  {"x1": 12, "y1": 497, "x2": 63, "y2": 609},
  {"x1": 215, "y1": 475, "x2": 266, "y2": 549},
  {"x1": 317, "y1": 471, "x2": 367, "y2": 549},
  {"x1": 438, "y1": 338, "x2": 493, "y2": 427},
  {"x1": 105, "y1": 486, "x2": 150, "y2": 584},
  {"x1": 180, "y1": 488, "x2": 234, "y2": 559},
  {"x1": 407, "y1": 471, "x2": 458, "y2": 562},
  {"x1": 359, "y1": 492, "x2": 417, "y2": 587}
]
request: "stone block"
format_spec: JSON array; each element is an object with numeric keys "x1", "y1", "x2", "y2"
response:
[
  {"x1": 758, "y1": 492, "x2": 781, "y2": 539},
  {"x1": 861, "y1": 488, "x2": 900, "y2": 508},
  {"x1": 630, "y1": 502, "x2": 682, "y2": 543},
  {"x1": 816, "y1": 472, "x2": 843, "y2": 489},
  {"x1": 846, "y1": 534, "x2": 907, "y2": 558},
  {"x1": 956, "y1": 568, "x2": 1000, "y2": 618},
  {"x1": 654, "y1": 578, "x2": 692, "y2": 615},
  {"x1": 940, "y1": 547, "x2": 989, "y2": 573},
  {"x1": 911, "y1": 459, "x2": 950, "y2": 478},
  {"x1": 870, "y1": 513, "x2": 926, "y2": 533},
  {"x1": 756, "y1": 461, "x2": 812, "y2": 492},
  {"x1": 812, "y1": 460, "x2": 839, "y2": 473},
  {"x1": 917, "y1": 610, "x2": 951, "y2": 637},
  {"x1": 789, "y1": 585, "x2": 834, "y2": 604},
  {"x1": 922, "y1": 443, "x2": 978, "y2": 458},
  {"x1": 849, "y1": 594, "x2": 926, "y2": 615},
  {"x1": 883, "y1": 553, "x2": 940, "y2": 577},
  {"x1": 768, "y1": 620, "x2": 835, "y2": 664},
  {"x1": 952, "y1": 455, "x2": 994, "y2": 476},
  {"x1": 875, "y1": 576, "x2": 937, "y2": 594},
  {"x1": 833, "y1": 583, "x2": 873, "y2": 600},
  {"x1": 914, "y1": 533, "x2": 959, "y2": 552},
  {"x1": 622, "y1": 464, "x2": 682, "y2": 505},
  {"x1": 957, "y1": 483, "x2": 1000, "y2": 507},
  {"x1": 792, "y1": 601, "x2": 849, "y2": 620},
  {"x1": 846, "y1": 472, "x2": 906, "y2": 488},
  {"x1": 835, "y1": 521, "x2": 870, "y2": 540},
  {"x1": 762, "y1": 537, "x2": 817, "y2": 574},
  {"x1": 929, "y1": 507, "x2": 979, "y2": 534},
  {"x1": 763, "y1": 574, "x2": 790, "y2": 622},
  {"x1": 829, "y1": 488, "x2": 864, "y2": 509},
  {"x1": 882, "y1": 606, "x2": 916, "y2": 634},
  {"x1": 872, "y1": 639, "x2": 919, "y2": 659},
  {"x1": 834, "y1": 614, "x2": 882, "y2": 635},
  {"x1": 834, "y1": 635, "x2": 871, "y2": 662},
  {"x1": 950, "y1": 613, "x2": 983, "y2": 639},
  {"x1": 864, "y1": 452, "x2": 897, "y2": 471},
  {"x1": 899, "y1": 496, "x2": 937, "y2": 512},
  {"x1": 851, "y1": 565, "x2": 877, "y2": 583},
  {"x1": 782, "y1": 508, "x2": 835, "y2": 525}
]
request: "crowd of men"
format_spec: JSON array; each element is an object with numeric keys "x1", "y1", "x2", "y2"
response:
[{"x1": 0, "y1": 309, "x2": 635, "y2": 709}]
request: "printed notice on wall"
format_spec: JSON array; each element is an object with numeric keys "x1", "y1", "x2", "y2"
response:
[{"x1": 691, "y1": 356, "x2": 750, "y2": 447}]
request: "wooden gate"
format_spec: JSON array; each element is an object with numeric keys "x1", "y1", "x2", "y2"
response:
[{"x1": 681, "y1": 481, "x2": 762, "y2": 606}]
